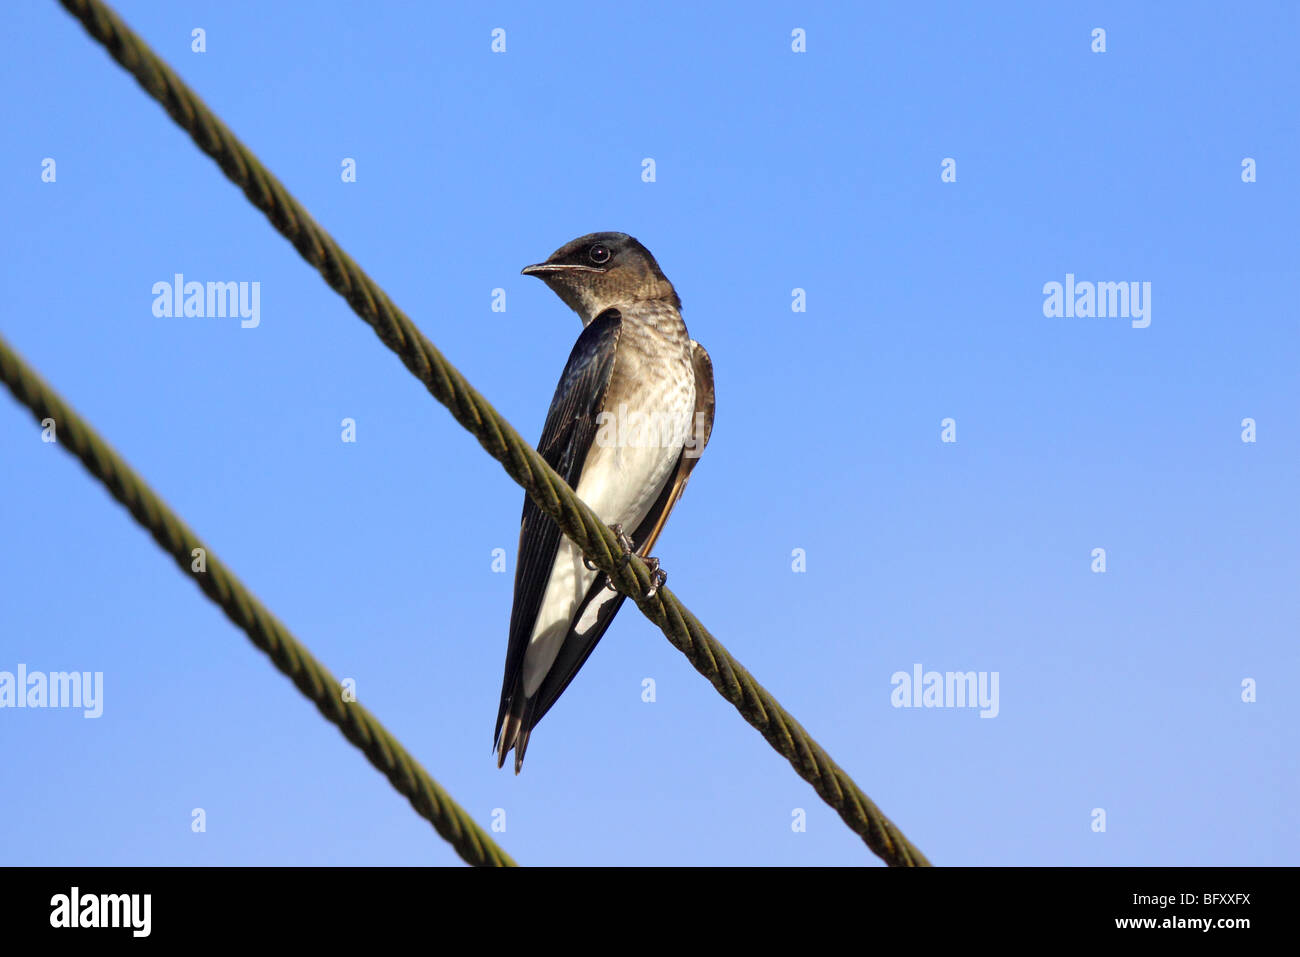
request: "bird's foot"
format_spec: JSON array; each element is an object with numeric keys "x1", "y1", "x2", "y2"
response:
[
  {"x1": 585, "y1": 524, "x2": 637, "y2": 592},
  {"x1": 585, "y1": 523, "x2": 636, "y2": 570},
  {"x1": 603, "y1": 523, "x2": 636, "y2": 591},
  {"x1": 641, "y1": 557, "x2": 668, "y2": 600},
  {"x1": 611, "y1": 523, "x2": 635, "y2": 555}
]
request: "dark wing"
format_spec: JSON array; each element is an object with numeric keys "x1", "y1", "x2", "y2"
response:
[
  {"x1": 527, "y1": 338, "x2": 716, "y2": 728},
  {"x1": 494, "y1": 308, "x2": 623, "y2": 759}
]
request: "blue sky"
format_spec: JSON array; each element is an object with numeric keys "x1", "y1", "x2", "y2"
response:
[{"x1": 2, "y1": 1, "x2": 1296, "y2": 866}]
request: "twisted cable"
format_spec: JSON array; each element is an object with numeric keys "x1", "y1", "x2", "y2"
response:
[
  {"x1": 0, "y1": 333, "x2": 516, "y2": 868},
  {"x1": 51, "y1": 0, "x2": 929, "y2": 865}
]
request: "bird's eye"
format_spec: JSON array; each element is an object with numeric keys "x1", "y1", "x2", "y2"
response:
[{"x1": 588, "y1": 243, "x2": 611, "y2": 265}]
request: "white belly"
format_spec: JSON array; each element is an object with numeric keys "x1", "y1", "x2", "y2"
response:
[{"x1": 521, "y1": 383, "x2": 694, "y2": 697}]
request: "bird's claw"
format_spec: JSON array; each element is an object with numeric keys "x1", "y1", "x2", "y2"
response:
[
  {"x1": 611, "y1": 523, "x2": 635, "y2": 555},
  {"x1": 585, "y1": 523, "x2": 632, "y2": 568},
  {"x1": 584, "y1": 524, "x2": 667, "y2": 597},
  {"x1": 641, "y1": 558, "x2": 667, "y2": 600},
  {"x1": 590, "y1": 524, "x2": 637, "y2": 591}
]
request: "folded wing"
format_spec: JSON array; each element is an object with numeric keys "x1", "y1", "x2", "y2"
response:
[
  {"x1": 525, "y1": 339, "x2": 716, "y2": 731},
  {"x1": 494, "y1": 309, "x2": 624, "y2": 767}
]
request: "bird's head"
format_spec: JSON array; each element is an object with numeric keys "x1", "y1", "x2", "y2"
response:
[{"x1": 521, "y1": 232, "x2": 680, "y2": 324}]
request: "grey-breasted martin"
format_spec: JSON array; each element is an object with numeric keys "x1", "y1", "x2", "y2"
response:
[{"x1": 494, "y1": 232, "x2": 715, "y2": 772}]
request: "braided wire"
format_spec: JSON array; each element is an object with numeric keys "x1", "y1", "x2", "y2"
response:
[
  {"x1": 51, "y1": 0, "x2": 929, "y2": 865},
  {"x1": 0, "y1": 333, "x2": 516, "y2": 868}
]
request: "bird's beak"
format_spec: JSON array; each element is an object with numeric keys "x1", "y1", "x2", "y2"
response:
[{"x1": 521, "y1": 263, "x2": 605, "y2": 277}]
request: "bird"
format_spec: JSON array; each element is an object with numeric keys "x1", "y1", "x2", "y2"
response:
[{"x1": 494, "y1": 232, "x2": 715, "y2": 773}]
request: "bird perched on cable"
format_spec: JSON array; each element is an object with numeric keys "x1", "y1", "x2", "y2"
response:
[{"x1": 494, "y1": 232, "x2": 715, "y2": 772}]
